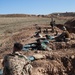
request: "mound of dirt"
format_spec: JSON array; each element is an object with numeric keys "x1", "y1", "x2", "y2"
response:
[
  {"x1": 65, "y1": 18, "x2": 75, "y2": 33},
  {"x1": 0, "y1": 23, "x2": 75, "y2": 75},
  {"x1": 56, "y1": 24, "x2": 64, "y2": 30},
  {"x1": 65, "y1": 18, "x2": 75, "y2": 27},
  {"x1": 31, "y1": 50, "x2": 75, "y2": 75}
]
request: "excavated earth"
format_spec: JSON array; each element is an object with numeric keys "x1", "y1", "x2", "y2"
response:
[
  {"x1": 65, "y1": 18, "x2": 75, "y2": 33},
  {"x1": 0, "y1": 22, "x2": 75, "y2": 75}
]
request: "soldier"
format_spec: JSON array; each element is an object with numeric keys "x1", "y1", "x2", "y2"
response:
[
  {"x1": 45, "y1": 35, "x2": 55, "y2": 40},
  {"x1": 36, "y1": 39, "x2": 52, "y2": 51},
  {"x1": 34, "y1": 31, "x2": 42, "y2": 38},
  {"x1": 62, "y1": 26, "x2": 67, "y2": 31},
  {"x1": 55, "y1": 30, "x2": 58, "y2": 36},
  {"x1": 38, "y1": 27, "x2": 41, "y2": 33},
  {"x1": 2, "y1": 43, "x2": 32, "y2": 75},
  {"x1": 55, "y1": 31, "x2": 70, "y2": 42},
  {"x1": 50, "y1": 17, "x2": 55, "y2": 33}
]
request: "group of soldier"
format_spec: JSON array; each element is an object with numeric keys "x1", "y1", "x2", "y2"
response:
[
  {"x1": 50, "y1": 18, "x2": 70, "y2": 42},
  {"x1": 2, "y1": 17, "x2": 70, "y2": 75},
  {"x1": 35, "y1": 17, "x2": 70, "y2": 51}
]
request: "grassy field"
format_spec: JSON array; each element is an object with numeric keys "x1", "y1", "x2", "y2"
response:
[{"x1": 0, "y1": 17, "x2": 66, "y2": 35}]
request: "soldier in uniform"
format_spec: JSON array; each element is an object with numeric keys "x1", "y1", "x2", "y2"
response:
[
  {"x1": 2, "y1": 43, "x2": 32, "y2": 75},
  {"x1": 50, "y1": 17, "x2": 55, "y2": 33},
  {"x1": 36, "y1": 39, "x2": 52, "y2": 51},
  {"x1": 55, "y1": 30, "x2": 70, "y2": 42}
]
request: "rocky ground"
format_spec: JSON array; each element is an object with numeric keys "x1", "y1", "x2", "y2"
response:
[{"x1": 0, "y1": 18, "x2": 75, "y2": 75}]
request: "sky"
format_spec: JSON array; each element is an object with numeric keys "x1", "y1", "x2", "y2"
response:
[{"x1": 0, "y1": 0, "x2": 75, "y2": 15}]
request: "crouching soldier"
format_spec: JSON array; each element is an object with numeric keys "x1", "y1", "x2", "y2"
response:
[
  {"x1": 55, "y1": 31, "x2": 70, "y2": 42},
  {"x1": 2, "y1": 43, "x2": 32, "y2": 75},
  {"x1": 34, "y1": 31, "x2": 42, "y2": 38}
]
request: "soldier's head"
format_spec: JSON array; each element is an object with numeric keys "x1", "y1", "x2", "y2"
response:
[
  {"x1": 45, "y1": 35, "x2": 49, "y2": 39},
  {"x1": 13, "y1": 43, "x2": 23, "y2": 52}
]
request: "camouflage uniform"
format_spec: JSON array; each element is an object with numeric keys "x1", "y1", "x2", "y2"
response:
[
  {"x1": 50, "y1": 20, "x2": 55, "y2": 33},
  {"x1": 55, "y1": 31, "x2": 70, "y2": 42},
  {"x1": 3, "y1": 52, "x2": 32, "y2": 75}
]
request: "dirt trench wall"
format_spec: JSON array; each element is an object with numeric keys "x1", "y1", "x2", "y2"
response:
[
  {"x1": 31, "y1": 51, "x2": 75, "y2": 75},
  {"x1": 48, "y1": 40, "x2": 75, "y2": 50},
  {"x1": 66, "y1": 27, "x2": 75, "y2": 33},
  {"x1": 65, "y1": 18, "x2": 75, "y2": 33}
]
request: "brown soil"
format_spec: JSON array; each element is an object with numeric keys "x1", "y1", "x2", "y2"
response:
[
  {"x1": 0, "y1": 22, "x2": 75, "y2": 75},
  {"x1": 65, "y1": 18, "x2": 75, "y2": 33}
]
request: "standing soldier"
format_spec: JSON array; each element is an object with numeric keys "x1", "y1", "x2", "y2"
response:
[
  {"x1": 50, "y1": 17, "x2": 55, "y2": 33},
  {"x1": 2, "y1": 43, "x2": 32, "y2": 75}
]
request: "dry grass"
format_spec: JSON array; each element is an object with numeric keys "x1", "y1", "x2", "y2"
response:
[
  {"x1": 0, "y1": 16, "x2": 66, "y2": 41},
  {"x1": 0, "y1": 16, "x2": 75, "y2": 75},
  {"x1": 0, "y1": 17, "x2": 66, "y2": 33}
]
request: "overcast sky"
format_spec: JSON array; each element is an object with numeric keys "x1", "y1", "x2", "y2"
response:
[{"x1": 0, "y1": 0, "x2": 75, "y2": 15}]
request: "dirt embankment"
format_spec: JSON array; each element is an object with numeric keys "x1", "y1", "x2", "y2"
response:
[
  {"x1": 0, "y1": 21, "x2": 75, "y2": 75},
  {"x1": 65, "y1": 18, "x2": 75, "y2": 33},
  {"x1": 24, "y1": 50, "x2": 75, "y2": 75}
]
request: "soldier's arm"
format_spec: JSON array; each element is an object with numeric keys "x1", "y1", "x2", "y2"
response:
[
  {"x1": 19, "y1": 53, "x2": 31, "y2": 64},
  {"x1": 23, "y1": 55, "x2": 31, "y2": 63},
  {"x1": 2, "y1": 60, "x2": 4, "y2": 66},
  {"x1": 2, "y1": 55, "x2": 7, "y2": 66}
]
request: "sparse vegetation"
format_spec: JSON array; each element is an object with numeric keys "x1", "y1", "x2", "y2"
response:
[
  {"x1": 0, "y1": 14, "x2": 75, "y2": 75},
  {"x1": 0, "y1": 16, "x2": 66, "y2": 34}
]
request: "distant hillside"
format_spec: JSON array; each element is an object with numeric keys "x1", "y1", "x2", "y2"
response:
[
  {"x1": 0, "y1": 14, "x2": 36, "y2": 17},
  {"x1": 52, "y1": 12, "x2": 75, "y2": 17},
  {"x1": 0, "y1": 14, "x2": 50, "y2": 18},
  {"x1": 1, "y1": 12, "x2": 75, "y2": 18}
]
